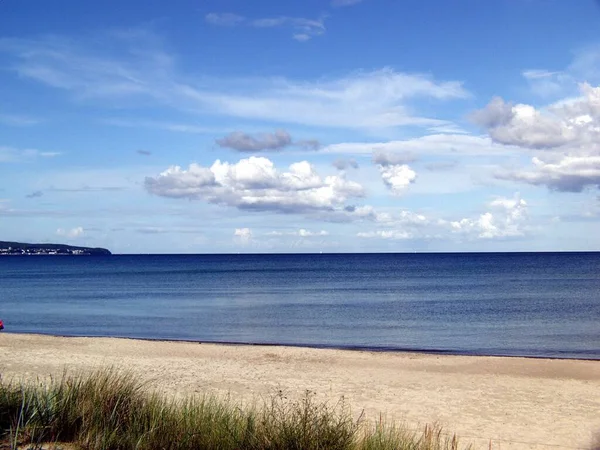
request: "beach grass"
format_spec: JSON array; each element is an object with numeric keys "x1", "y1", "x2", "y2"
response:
[{"x1": 0, "y1": 369, "x2": 465, "y2": 450}]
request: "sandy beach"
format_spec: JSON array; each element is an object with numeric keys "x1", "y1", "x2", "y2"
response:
[{"x1": 1, "y1": 333, "x2": 599, "y2": 450}]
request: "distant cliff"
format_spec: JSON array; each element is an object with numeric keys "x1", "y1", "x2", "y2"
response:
[{"x1": 0, "y1": 241, "x2": 112, "y2": 256}]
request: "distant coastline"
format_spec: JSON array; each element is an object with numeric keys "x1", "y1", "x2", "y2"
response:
[{"x1": 0, "y1": 240, "x2": 111, "y2": 256}]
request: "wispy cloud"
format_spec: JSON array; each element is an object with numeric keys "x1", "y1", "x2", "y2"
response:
[
  {"x1": 205, "y1": 12, "x2": 245, "y2": 27},
  {"x1": 56, "y1": 226, "x2": 84, "y2": 238},
  {"x1": 522, "y1": 45, "x2": 600, "y2": 99},
  {"x1": 250, "y1": 16, "x2": 326, "y2": 42},
  {"x1": 0, "y1": 31, "x2": 468, "y2": 133},
  {"x1": 197, "y1": 69, "x2": 468, "y2": 130},
  {"x1": 0, "y1": 33, "x2": 174, "y2": 102},
  {"x1": 103, "y1": 118, "x2": 222, "y2": 134},
  {"x1": 0, "y1": 146, "x2": 61, "y2": 162},
  {"x1": 322, "y1": 134, "x2": 516, "y2": 156},
  {"x1": 48, "y1": 185, "x2": 126, "y2": 193},
  {"x1": 0, "y1": 113, "x2": 40, "y2": 126},
  {"x1": 331, "y1": 0, "x2": 364, "y2": 7},
  {"x1": 205, "y1": 12, "x2": 326, "y2": 41}
]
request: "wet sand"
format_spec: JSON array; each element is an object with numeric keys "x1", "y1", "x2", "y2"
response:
[{"x1": 1, "y1": 333, "x2": 599, "y2": 449}]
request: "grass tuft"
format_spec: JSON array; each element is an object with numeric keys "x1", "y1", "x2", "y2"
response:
[{"x1": 0, "y1": 369, "x2": 467, "y2": 450}]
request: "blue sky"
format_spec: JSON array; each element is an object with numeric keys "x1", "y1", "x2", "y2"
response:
[{"x1": 1, "y1": 0, "x2": 600, "y2": 253}]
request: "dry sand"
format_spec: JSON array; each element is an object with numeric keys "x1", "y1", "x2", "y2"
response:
[{"x1": 1, "y1": 333, "x2": 599, "y2": 450}]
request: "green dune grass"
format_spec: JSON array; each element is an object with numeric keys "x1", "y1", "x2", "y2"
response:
[{"x1": 0, "y1": 369, "x2": 466, "y2": 450}]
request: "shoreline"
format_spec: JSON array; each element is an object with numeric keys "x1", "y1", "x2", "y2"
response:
[
  {"x1": 2, "y1": 332, "x2": 600, "y2": 449},
  {"x1": 5, "y1": 331, "x2": 599, "y2": 361}
]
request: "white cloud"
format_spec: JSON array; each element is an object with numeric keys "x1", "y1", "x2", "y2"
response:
[
  {"x1": 522, "y1": 70, "x2": 571, "y2": 98},
  {"x1": 371, "y1": 149, "x2": 417, "y2": 194},
  {"x1": 378, "y1": 164, "x2": 417, "y2": 195},
  {"x1": 471, "y1": 96, "x2": 582, "y2": 149},
  {"x1": 145, "y1": 156, "x2": 365, "y2": 214},
  {"x1": 331, "y1": 0, "x2": 364, "y2": 7},
  {"x1": 357, "y1": 230, "x2": 412, "y2": 240},
  {"x1": 205, "y1": 13, "x2": 245, "y2": 26},
  {"x1": 206, "y1": 12, "x2": 326, "y2": 41},
  {"x1": 448, "y1": 194, "x2": 528, "y2": 239},
  {"x1": 0, "y1": 113, "x2": 40, "y2": 126},
  {"x1": 103, "y1": 118, "x2": 223, "y2": 134},
  {"x1": 0, "y1": 33, "x2": 468, "y2": 133},
  {"x1": 298, "y1": 229, "x2": 328, "y2": 237},
  {"x1": 356, "y1": 195, "x2": 529, "y2": 242},
  {"x1": 499, "y1": 156, "x2": 600, "y2": 192},
  {"x1": 250, "y1": 16, "x2": 326, "y2": 42},
  {"x1": 56, "y1": 226, "x2": 84, "y2": 238},
  {"x1": 323, "y1": 134, "x2": 515, "y2": 156},
  {"x1": 0, "y1": 146, "x2": 61, "y2": 162},
  {"x1": 234, "y1": 227, "x2": 253, "y2": 243},
  {"x1": 200, "y1": 69, "x2": 468, "y2": 130},
  {"x1": 473, "y1": 83, "x2": 600, "y2": 192},
  {"x1": 522, "y1": 46, "x2": 600, "y2": 99},
  {"x1": 267, "y1": 229, "x2": 329, "y2": 237}
]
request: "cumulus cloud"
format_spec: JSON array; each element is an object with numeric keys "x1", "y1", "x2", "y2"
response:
[
  {"x1": 215, "y1": 130, "x2": 319, "y2": 152},
  {"x1": 449, "y1": 194, "x2": 528, "y2": 239},
  {"x1": 234, "y1": 227, "x2": 253, "y2": 243},
  {"x1": 499, "y1": 156, "x2": 600, "y2": 192},
  {"x1": 56, "y1": 226, "x2": 84, "y2": 238},
  {"x1": 356, "y1": 195, "x2": 529, "y2": 242},
  {"x1": 378, "y1": 164, "x2": 417, "y2": 194},
  {"x1": 145, "y1": 156, "x2": 365, "y2": 214},
  {"x1": 471, "y1": 97, "x2": 577, "y2": 149},
  {"x1": 372, "y1": 150, "x2": 417, "y2": 195},
  {"x1": 473, "y1": 83, "x2": 600, "y2": 150},
  {"x1": 473, "y1": 83, "x2": 600, "y2": 192}
]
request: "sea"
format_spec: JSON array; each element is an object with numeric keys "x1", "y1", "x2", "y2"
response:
[{"x1": 1, "y1": 252, "x2": 599, "y2": 360}]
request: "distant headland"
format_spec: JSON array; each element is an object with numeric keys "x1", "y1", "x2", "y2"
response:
[{"x1": 0, "y1": 240, "x2": 111, "y2": 256}]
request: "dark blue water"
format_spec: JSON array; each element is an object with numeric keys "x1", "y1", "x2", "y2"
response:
[{"x1": 1, "y1": 253, "x2": 599, "y2": 359}]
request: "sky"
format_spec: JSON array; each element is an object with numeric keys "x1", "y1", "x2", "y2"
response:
[{"x1": 1, "y1": 0, "x2": 600, "y2": 254}]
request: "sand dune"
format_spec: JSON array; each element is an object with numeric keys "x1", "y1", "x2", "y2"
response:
[{"x1": 1, "y1": 333, "x2": 599, "y2": 449}]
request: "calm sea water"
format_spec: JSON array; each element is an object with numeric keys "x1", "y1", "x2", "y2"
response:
[{"x1": 1, "y1": 253, "x2": 599, "y2": 359}]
